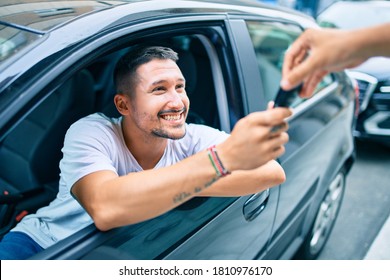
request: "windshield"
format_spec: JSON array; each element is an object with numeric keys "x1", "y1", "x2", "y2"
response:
[
  {"x1": 0, "y1": 23, "x2": 42, "y2": 63},
  {"x1": 0, "y1": 1, "x2": 114, "y2": 65}
]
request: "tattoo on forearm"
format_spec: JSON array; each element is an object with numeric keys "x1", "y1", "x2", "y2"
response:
[
  {"x1": 173, "y1": 192, "x2": 191, "y2": 204},
  {"x1": 172, "y1": 177, "x2": 219, "y2": 204},
  {"x1": 194, "y1": 186, "x2": 202, "y2": 193},
  {"x1": 205, "y1": 177, "x2": 218, "y2": 188}
]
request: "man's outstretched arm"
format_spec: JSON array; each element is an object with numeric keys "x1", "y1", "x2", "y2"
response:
[{"x1": 72, "y1": 108, "x2": 291, "y2": 231}]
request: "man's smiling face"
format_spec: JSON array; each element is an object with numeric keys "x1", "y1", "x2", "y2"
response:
[{"x1": 128, "y1": 58, "x2": 190, "y2": 140}]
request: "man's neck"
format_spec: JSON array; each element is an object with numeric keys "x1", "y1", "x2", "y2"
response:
[{"x1": 121, "y1": 119, "x2": 167, "y2": 170}]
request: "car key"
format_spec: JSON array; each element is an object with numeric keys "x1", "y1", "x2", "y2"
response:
[
  {"x1": 271, "y1": 84, "x2": 302, "y2": 132},
  {"x1": 273, "y1": 84, "x2": 302, "y2": 108}
]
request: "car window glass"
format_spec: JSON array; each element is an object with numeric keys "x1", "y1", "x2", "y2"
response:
[{"x1": 246, "y1": 21, "x2": 333, "y2": 107}]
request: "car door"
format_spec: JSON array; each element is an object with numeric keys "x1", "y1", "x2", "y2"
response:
[
  {"x1": 240, "y1": 19, "x2": 355, "y2": 259},
  {"x1": 141, "y1": 18, "x2": 279, "y2": 260}
]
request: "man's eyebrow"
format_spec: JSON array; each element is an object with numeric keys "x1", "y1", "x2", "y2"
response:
[{"x1": 151, "y1": 78, "x2": 185, "y2": 86}]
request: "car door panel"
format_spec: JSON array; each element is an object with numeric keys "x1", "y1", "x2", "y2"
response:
[
  {"x1": 241, "y1": 19, "x2": 355, "y2": 259},
  {"x1": 165, "y1": 188, "x2": 278, "y2": 259}
]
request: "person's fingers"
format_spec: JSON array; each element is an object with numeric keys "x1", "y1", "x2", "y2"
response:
[
  {"x1": 282, "y1": 43, "x2": 308, "y2": 81},
  {"x1": 299, "y1": 70, "x2": 328, "y2": 98},
  {"x1": 267, "y1": 132, "x2": 289, "y2": 153},
  {"x1": 267, "y1": 101, "x2": 275, "y2": 110},
  {"x1": 271, "y1": 145, "x2": 285, "y2": 158},
  {"x1": 253, "y1": 132, "x2": 288, "y2": 163},
  {"x1": 283, "y1": 55, "x2": 320, "y2": 90},
  {"x1": 281, "y1": 28, "x2": 327, "y2": 91},
  {"x1": 293, "y1": 48, "x2": 308, "y2": 68},
  {"x1": 250, "y1": 108, "x2": 292, "y2": 126},
  {"x1": 270, "y1": 121, "x2": 289, "y2": 135}
]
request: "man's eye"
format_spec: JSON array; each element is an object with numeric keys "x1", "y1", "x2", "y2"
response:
[
  {"x1": 153, "y1": 87, "x2": 166, "y2": 92},
  {"x1": 176, "y1": 84, "x2": 185, "y2": 90}
]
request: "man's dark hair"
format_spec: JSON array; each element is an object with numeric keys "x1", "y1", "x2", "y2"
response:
[{"x1": 114, "y1": 45, "x2": 179, "y2": 96}]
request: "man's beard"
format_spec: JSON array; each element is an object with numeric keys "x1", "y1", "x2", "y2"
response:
[
  {"x1": 152, "y1": 106, "x2": 188, "y2": 140},
  {"x1": 152, "y1": 124, "x2": 186, "y2": 140}
]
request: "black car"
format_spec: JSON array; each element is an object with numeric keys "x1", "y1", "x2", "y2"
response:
[
  {"x1": 0, "y1": 0, "x2": 356, "y2": 260},
  {"x1": 317, "y1": 0, "x2": 390, "y2": 146}
]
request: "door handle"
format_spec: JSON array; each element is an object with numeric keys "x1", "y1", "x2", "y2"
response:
[{"x1": 243, "y1": 189, "x2": 270, "y2": 221}]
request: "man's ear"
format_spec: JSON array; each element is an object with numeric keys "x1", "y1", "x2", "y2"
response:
[{"x1": 114, "y1": 93, "x2": 131, "y2": 116}]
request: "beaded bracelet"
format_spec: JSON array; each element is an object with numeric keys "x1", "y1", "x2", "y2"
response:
[{"x1": 207, "y1": 145, "x2": 231, "y2": 177}]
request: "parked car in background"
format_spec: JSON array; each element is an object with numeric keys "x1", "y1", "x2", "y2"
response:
[
  {"x1": 317, "y1": 0, "x2": 390, "y2": 146},
  {"x1": 0, "y1": 0, "x2": 356, "y2": 260}
]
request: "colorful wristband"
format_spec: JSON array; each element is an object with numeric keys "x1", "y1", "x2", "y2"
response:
[{"x1": 207, "y1": 145, "x2": 231, "y2": 177}]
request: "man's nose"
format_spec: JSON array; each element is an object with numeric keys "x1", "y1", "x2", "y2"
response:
[{"x1": 167, "y1": 90, "x2": 184, "y2": 107}]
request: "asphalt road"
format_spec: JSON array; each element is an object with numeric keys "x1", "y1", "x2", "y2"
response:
[{"x1": 317, "y1": 139, "x2": 390, "y2": 260}]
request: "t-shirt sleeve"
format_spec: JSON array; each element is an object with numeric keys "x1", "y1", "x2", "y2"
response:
[{"x1": 59, "y1": 117, "x2": 118, "y2": 192}]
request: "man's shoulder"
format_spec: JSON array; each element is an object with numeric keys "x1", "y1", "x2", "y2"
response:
[
  {"x1": 71, "y1": 112, "x2": 120, "y2": 130},
  {"x1": 78, "y1": 112, "x2": 119, "y2": 124},
  {"x1": 66, "y1": 113, "x2": 122, "y2": 141}
]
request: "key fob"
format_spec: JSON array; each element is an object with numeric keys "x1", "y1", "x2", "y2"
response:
[{"x1": 273, "y1": 84, "x2": 302, "y2": 107}]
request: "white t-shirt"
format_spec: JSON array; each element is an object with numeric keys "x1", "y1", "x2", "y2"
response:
[{"x1": 13, "y1": 113, "x2": 229, "y2": 248}]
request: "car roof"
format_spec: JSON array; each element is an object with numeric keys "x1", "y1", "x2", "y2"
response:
[
  {"x1": 0, "y1": 0, "x2": 309, "y2": 32},
  {"x1": 0, "y1": 0, "x2": 315, "y2": 93},
  {"x1": 0, "y1": 0, "x2": 313, "y2": 61}
]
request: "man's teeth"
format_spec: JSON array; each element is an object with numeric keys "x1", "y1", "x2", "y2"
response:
[{"x1": 162, "y1": 114, "x2": 181, "y2": 121}]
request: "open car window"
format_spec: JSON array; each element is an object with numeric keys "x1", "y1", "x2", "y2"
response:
[{"x1": 0, "y1": 23, "x2": 240, "y2": 259}]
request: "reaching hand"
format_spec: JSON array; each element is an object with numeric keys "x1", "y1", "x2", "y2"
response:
[
  {"x1": 217, "y1": 107, "x2": 292, "y2": 171},
  {"x1": 281, "y1": 28, "x2": 369, "y2": 98}
]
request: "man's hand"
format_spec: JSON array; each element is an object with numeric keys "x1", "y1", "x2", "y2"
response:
[{"x1": 217, "y1": 107, "x2": 292, "y2": 171}]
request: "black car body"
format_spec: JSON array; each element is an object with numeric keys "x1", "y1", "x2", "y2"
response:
[
  {"x1": 0, "y1": 0, "x2": 356, "y2": 260},
  {"x1": 317, "y1": 0, "x2": 390, "y2": 145}
]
